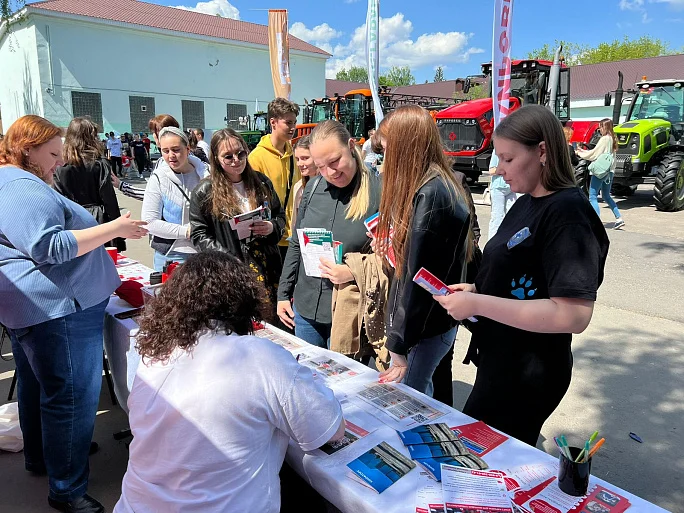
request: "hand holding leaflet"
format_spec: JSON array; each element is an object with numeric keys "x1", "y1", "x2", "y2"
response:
[{"x1": 413, "y1": 268, "x2": 478, "y2": 323}]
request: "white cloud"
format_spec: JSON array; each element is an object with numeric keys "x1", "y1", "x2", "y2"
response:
[
  {"x1": 651, "y1": 0, "x2": 684, "y2": 8},
  {"x1": 290, "y1": 22, "x2": 342, "y2": 54},
  {"x1": 173, "y1": 0, "x2": 240, "y2": 19},
  {"x1": 619, "y1": 0, "x2": 644, "y2": 9},
  {"x1": 318, "y1": 13, "x2": 483, "y2": 79}
]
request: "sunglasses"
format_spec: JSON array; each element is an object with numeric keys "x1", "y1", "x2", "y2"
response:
[{"x1": 220, "y1": 150, "x2": 247, "y2": 162}]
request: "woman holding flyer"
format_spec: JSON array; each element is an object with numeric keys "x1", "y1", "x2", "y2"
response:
[
  {"x1": 434, "y1": 105, "x2": 609, "y2": 446},
  {"x1": 190, "y1": 128, "x2": 285, "y2": 320},
  {"x1": 277, "y1": 120, "x2": 381, "y2": 348},
  {"x1": 375, "y1": 106, "x2": 472, "y2": 398}
]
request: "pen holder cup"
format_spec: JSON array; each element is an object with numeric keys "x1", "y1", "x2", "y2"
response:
[{"x1": 558, "y1": 446, "x2": 591, "y2": 496}]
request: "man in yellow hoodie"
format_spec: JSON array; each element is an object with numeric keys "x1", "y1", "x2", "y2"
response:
[{"x1": 248, "y1": 98, "x2": 301, "y2": 261}]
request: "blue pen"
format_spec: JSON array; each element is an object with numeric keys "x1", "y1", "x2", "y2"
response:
[{"x1": 553, "y1": 437, "x2": 564, "y2": 455}]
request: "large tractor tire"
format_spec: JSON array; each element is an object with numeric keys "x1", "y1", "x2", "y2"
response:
[
  {"x1": 654, "y1": 151, "x2": 684, "y2": 212},
  {"x1": 575, "y1": 160, "x2": 590, "y2": 196}
]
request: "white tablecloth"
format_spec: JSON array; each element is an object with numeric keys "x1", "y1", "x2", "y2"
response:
[{"x1": 103, "y1": 309, "x2": 667, "y2": 513}]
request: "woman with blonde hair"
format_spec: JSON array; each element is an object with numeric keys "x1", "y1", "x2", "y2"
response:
[
  {"x1": 277, "y1": 120, "x2": 381, "y2": 347},
  {"x1": 577, "y1": 118, "x2": 624, "y2": 228},
  {"x1": 0, "y1": 115, "x2": 146, "y2": 512},
  {"x1": 189, "y1": 128, "x2": 285, "y2": 320},
  {"x1": 375, "y1": 106, "x2": 472, "y2": 397},
  {"x1": 290, "y1": 134, "x2": 320, "y2": 232},
  {"x1": 54, "y1": 117, "x2": 125, "y2": 251},
  {"x1": 434, "y1": 105, "x2": 609, "y2": 445}
]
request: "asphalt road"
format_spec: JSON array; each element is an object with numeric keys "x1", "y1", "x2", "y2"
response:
[{"x1": 1, "y1": 181, "x2": 682, "y2": 512}]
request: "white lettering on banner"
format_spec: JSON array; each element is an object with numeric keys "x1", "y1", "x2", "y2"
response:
[
  {"x1": 492, "y1": 0, "x2": 513, "y2": 127},
  {"x1": 366, "y1": 0, "x2": 384, "y2": 127}
]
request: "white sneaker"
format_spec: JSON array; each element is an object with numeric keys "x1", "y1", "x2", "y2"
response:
[{"x1": 614, "y1": 218, "x2": 625, "y2": 230}]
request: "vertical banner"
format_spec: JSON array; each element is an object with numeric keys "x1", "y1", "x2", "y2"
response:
[
  {"x1": 492, "y1": 0, "x2": 513, "y2": 127},
  {"x1": 268, "y1": 9, "x2": 291, "y2": 100},
  {"x1": 366, "y1": 0, "x2": 383, "y2": 127}
]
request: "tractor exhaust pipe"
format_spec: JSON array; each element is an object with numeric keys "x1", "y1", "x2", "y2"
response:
[
  {"x1": 548, "y1": 45, "x2": 563, "y2": 114},
  {"x1": 612, "y1": 71, "x2": 624, "y2": 126}
]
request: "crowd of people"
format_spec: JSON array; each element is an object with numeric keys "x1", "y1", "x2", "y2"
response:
[{"x1": 0, "y1": 100, "x2": 611, "y2": 512}]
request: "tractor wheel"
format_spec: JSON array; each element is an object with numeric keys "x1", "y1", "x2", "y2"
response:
[
  {"x1": 654, "y1": 151, "x2": 684, "y2": 212},
  {"x1": 575, "y1": 160, "x2": 590, "y2": 196}
]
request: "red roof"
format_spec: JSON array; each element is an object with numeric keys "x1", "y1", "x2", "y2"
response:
[
  {"x1": 27, "y1": 0, "x2": 330, "y2": 56},
  {"x1": 569, "y1": 54, "x2": 684, "y2": 100}
]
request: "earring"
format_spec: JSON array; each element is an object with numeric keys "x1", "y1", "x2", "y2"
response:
[{"x1": 541, "y1": 161, "x2": 546, "y2": 167}]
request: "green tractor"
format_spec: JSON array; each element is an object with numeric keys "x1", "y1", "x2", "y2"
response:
[{"x1": 601, "y1": 76, "x2": 684, "y2": 211}]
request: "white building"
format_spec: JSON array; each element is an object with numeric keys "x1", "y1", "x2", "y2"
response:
[{"x1": 0, "y1": 0, "x2": 329, "y2": 134}]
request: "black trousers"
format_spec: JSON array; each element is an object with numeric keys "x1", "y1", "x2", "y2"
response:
[
  {"x1": 110, "y1": 156, "x2": 122, "y2": 177},
  {"x1": 462, "y1": 347, "x2": 572, "y2": 446},
  {"x1": 432, "y1": 342, "x2": 455, "y2": 407},
  {"x1": 134, "y1": 155, "x2": 147, "y2": 175}
]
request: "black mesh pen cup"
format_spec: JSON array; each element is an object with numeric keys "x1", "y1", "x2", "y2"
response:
[{"x1": 558, "y1": 446, "x2": 591, "y2": 496}]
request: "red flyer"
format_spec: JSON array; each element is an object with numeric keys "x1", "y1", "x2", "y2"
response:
[{"x1": 451, "y1": 421, "x2": 509, "y2": 457}]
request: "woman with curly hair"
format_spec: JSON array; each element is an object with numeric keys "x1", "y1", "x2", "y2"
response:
[
  {"x1": 114, "y1": 252, "x2": 344, "y2": 513},
  {"x1": 189, "y1": 128, "x2": 286, "y2": 320}
]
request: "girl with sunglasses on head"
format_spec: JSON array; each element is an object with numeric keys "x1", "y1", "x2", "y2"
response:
[{"x1": 190, "y1": 129, "x2": 286, "y2": 321}]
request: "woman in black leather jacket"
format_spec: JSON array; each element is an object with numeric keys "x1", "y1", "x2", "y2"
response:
[
  {"x1": 376, "y1": 106, "x2": 472, "y2": 397},
  {"x1": 189, "y1": 129, "x2": 285, "y2": 321}
]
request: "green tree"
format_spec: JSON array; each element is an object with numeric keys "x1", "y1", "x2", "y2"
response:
[
  {"x1": 1, "y1": 0, "x2": 25, "y2": 51},
  {"x1": 454, "y1": 83, "x2": 490, "y2": 101},
  {"x1": 335, "y1": 66, "x2": 369, "y2": 83},
  {"x1": 434, "y1": 66, "x2": 445, "y2": 82},
  {"x1": 527, "y1": 36, "x2": 674, "y2": 65},
  {"x1": 385, "y1": 66, "x2": 416, "y2": 86}
]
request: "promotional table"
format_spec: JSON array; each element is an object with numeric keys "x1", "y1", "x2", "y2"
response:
[{"x1": 103, "y1": 261, "x2": 668, "y2": 513}]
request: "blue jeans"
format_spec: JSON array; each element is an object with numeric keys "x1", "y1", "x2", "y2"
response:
[
  {"x1": 8, "y1": 298, "x2": 108, "y2": 501},
  {"x1": 404, "y1": 327, "x2": 458, "y2": 397},
  {"x1": 489, "y1": 187, "x2": 520, "y2": 240},
  {"x1": 589, "y1": 174, "x2": 621, "y2": 219},
  {"x1": 294, "y1": 307, "x2": 330, "y2": 349},
  {"x1": 153, "y1": 250, "x2": 190, "y2": 272}
]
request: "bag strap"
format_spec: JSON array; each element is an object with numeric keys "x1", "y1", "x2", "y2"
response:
[
  {"x1": 282, "y1": 153, "x2": 296, "y2": 210},
  {"x1": 171, "y1": 180, "x2": 192, "y2": 203}
]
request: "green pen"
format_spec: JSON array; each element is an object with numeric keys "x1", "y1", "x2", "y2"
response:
[{"x1": 576, "y1": 441, "x2": 590, "y2": 463}]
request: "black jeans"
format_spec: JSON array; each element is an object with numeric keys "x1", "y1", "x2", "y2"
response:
[
  {"x1": 110, "y1": 156, "x2": 122, "y2": 177},
  {"x1": 134, "y1": 155, "x2": 147, "y2": 175}
]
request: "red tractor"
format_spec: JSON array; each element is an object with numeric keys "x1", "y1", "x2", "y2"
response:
[{"x1": 435, "y1": 58, "x2": 580, "y2": 183}]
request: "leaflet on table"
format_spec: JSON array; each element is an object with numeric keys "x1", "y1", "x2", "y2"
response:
[
  {"x1": 364, "y1": 212, "x2": 396, "y2": 268},
  {"x1": 451, "y1": 420, "x2": 509, "y2": 457},
  {"x1": 116, "y1": 263, "x2": 153, "y2": 286},
  {"x1": 510, "y1": 478, "x2": 631, "y2": 513},
  {"x1": 255, "y1": 326, "x2": 305, "y2": 352},
  {"x1": 319, "y1": 420, "x2": 370, "y2": 455},
  {"x1": 416, "y1": 471, "x2": 445, "y2": 513},
  {"x1": 228, "y1": 205, "x2": 267, "y2": 242},
  {"x1": 440, "y1": 465, "x2": 513, "y2": 513},
  {"x1": 352, "y1": 383, "x2": 447, "y2": 431},
  {"x1": 501, "y1": 462, "x2": 558, "y2": 492},
  {"x1": 346, "y1": 441, "x2": 416, "y2": 493},
  {"x1": 297, "y1": 228, "x2": 343, "y2": 277},
  {"x1": 297, "y1": 353, "x2": 370, "y2": 385}
]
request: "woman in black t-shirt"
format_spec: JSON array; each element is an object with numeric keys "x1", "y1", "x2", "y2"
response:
[{"x1": 434, "y1": 105, "x2": 610, "y2": 446}]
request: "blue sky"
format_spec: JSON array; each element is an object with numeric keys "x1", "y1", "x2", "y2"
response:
[{"x1": 152, "y1": 0, "x2": 684, "y2": 82}]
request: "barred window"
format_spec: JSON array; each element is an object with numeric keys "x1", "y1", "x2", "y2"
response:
[
  {"x1": 71, "y1": 91, "x2": 103, "y2": 129},
  {"x1": 182, "y1": 100, "x2": 205, "y2": 131},
  {"x1": 226, "y1": 103, "x2": 247, "y2": 130},
  {"x1": 129, "y1": 96, "x2": 156, "y2": 134}
]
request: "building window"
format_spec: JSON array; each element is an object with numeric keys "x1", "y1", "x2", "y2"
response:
[
  {"x1": 226, "y1": 103, "x2": 248, "y2": 130},
  {"x1": 129, "y1": 96, "x2": 156, "y2": 134},
  {"x1": 182, "y1": 100, "x2": 205, "y2": 130},
  {"x1": 71, "y1": 91, "x2": 103, "y2": 130}
]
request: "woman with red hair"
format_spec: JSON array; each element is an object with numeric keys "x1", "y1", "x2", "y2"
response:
[{"x1": 0, "y1": 115, "x2": 147, "y2": 513}]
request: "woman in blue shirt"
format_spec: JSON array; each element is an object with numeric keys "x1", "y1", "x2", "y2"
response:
[{"x1": 0, "y1": 115, "x2": 147, "y2": 513}]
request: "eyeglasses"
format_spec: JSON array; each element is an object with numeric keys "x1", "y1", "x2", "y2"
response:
[{"x1": 220, "y1": 151, "x2": 247, "y2": 162}]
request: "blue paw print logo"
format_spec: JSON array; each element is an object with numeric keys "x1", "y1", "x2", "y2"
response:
[{"x1": 511, "y1": 275, "x2": 537, "y2": 299}]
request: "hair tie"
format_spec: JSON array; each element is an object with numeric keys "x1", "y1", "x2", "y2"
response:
[{"x1": 159, "y1": 127, "x2": 189, "y2": 146}]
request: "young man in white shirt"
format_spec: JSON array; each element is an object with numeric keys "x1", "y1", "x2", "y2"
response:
[{"x1": 193, "y1": 128, "x2": 211, "y2": 158}]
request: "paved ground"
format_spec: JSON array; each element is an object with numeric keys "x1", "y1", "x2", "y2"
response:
[{"x1": 1, "y1": 181, "x2": 682, "y2": 512}]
